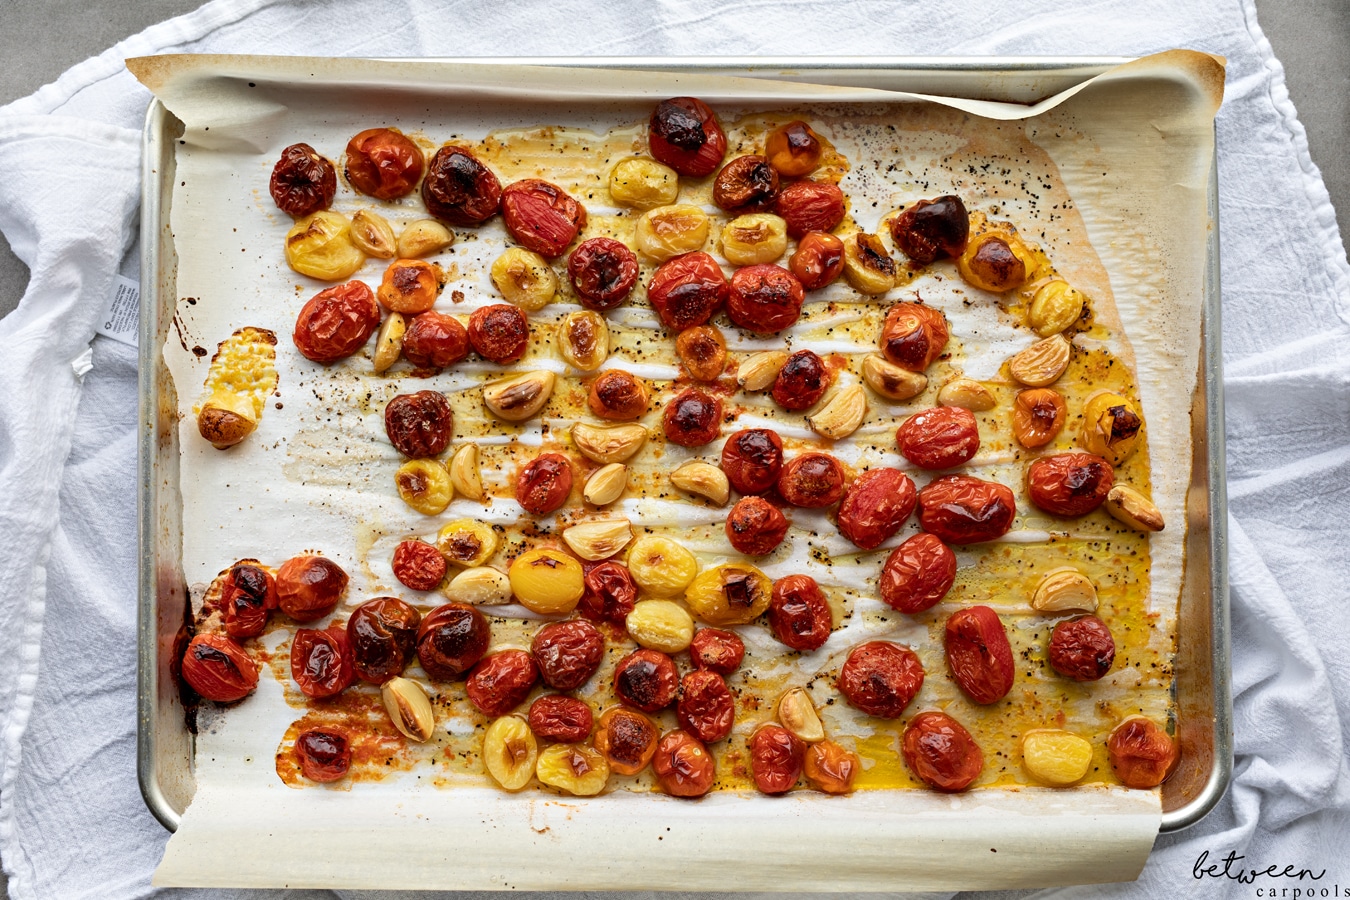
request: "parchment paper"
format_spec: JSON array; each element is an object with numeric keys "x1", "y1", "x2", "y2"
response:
[{"x1": 130, "y1": 51, "x2": 1222, "y2": 891}]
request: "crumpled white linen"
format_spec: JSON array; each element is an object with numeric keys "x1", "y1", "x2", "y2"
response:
[{"x1": 1, "y1": 0, "x2": 1347, "y2": 897}]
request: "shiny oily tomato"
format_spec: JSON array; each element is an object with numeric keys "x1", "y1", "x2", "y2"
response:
[
  {"x1": 466, "y1": 650, "x2": 540, "y2": 717},
  {"x1": 804, "y1": 740, "x2": 859, "y2": 794},
  {"x1": 675, "y1": 325, "x2": 728, "y2": 381},
  {"x1": 789, "y1": 231, "x2": 845, "y2": 291},
  {"x1": 588, "y1": 370, "x2": 650, "y2": 420},
  {"x1": 765, "y1": 120, "x2": 823, "y2": 177},
  {"x1": 416, "y1": 602, "x2": 490, "y2": 681},
  {"x1": 917, "y1": 475, "x2": 1017, "y2": 544},
  {"x1": 880, "y1": 302, "x2": 950, "y2": 372},
  {"x1": 1012, "y1": 388, "x2": 1067, "y2": 449},
  {"x1": 391, "y1": 539, "x2": 447, "y2": 592},
  {"x1": 662, "y1": 389, "x2": 723, "y2": 447},
  {"x1": 344, "y1": 128, "x2": 424, "y2": 200},
  {"x1": 879, "y1": 533, "x2": 956, "y2": 614},
  {"x1": 568, "y1": 237, "x2": 639, "y2": 310},
  {"x1": 648, "y1": 97, "x2": 727, "y2": 177},
  {"x1": 577, "y1": 562, "x2": 638, "y2": 624},
  {"x1": 613, "y1": 648, "x2": 678, "y2": 713},
  {"x1": 725, "y1": 496, "x2": 790, "y2": 557},
  {"x1": 727, "y1": 264, "x2": 805, "y2": 334},
  {"x1": 270, "y1": 143, "x2": 336, "y2": 217},
  {"x1": 890, "y1": 196, "x2": 970, "y2": 264},
  {"x1": 836, "y1": 468, "x2": 917, "y2": 550},
  {"x1": 421, "y1": 146, "x2": 501, "y2": 226},
  {"x1": 1026, "y1": 453, "x2": 1115, "y2": 517},
  {"x1": 720, "y1": 428, "x2": 784, "y2": 495},
  {"x1": 768, "y1": 574, "x2": 832, "y2": 652},
  {"x1": 902, "y1": 710, "x2": 984, "y2": 792},
  {"x1": 596, "y1": 707, "x2": 659, "y2": 775},
  {"x1": 653, "y1": 729, "x2": 716, "y2": 797},
  {"x1": 275, "y1": 554, "x2": 349, "y2": 623},
  {"x1": 1048, "y1": 615, "x2": 1116, "y2": 682},
  {"x1": 402, "y1": 311, "x2": 469, "y2": 370},
  {"x1": 944, "y1": 605, "x2": 1015, "y2": 705},
  {"x1": 777, "y1": 452, "x2": 846, "y2": 509},
  {"x1": 348, "y1": 596, "x2": 421, "y2": 685},
  {"x1": 676, "y1": 670, "x2": 736, "y2": 743},
  {"x1": 750, "y1": 725, "x2": 805, "y2": 795},
  {"x1": 528, "y1": 695, "x2": 594, "y2": 743},
  {"x1": 292, "y1": 280, "x2": 381, "y2": 364},
  {"x1": 221, "y1": 563, "x2": 277, "y2": 640},
  {"x1": 771, "y1": 349, "x2": 830, "y2": 411},
  {"x1": 290, "y1": 625, "x2": 356, "y2": 700},
  {"x1": 467, "y1": 303, "x2": 529, "y2": 364},
  {"x1": 837, "y1": 640, "x2": 924, "y2": 718},
  {"x1": 181, "y1": 633, "x2": 259, "y2": 703},
  {"x1": 515, "y1": 453, "x2": 573, "y2": 515},
  {"x1": 775, "y1": 180, "x2": 846, "y2": 239},
  {"x1": 712, "y1": 155, "x2": 780, "y2": 213},
  {"x1": 377, "y1": 259, "x2": 442, "y2": 314},
  {"x1": 689, "y1": 627, "x2": 745, "y2": 675},
  {"x1": 896, "y1": 406, "x2": 981, "y2": 470},
  {"x1": 646, "y1": 252, "x2": 728, "y2": 331},
  {"x1": 1108, "y1": 717, "x2": 1180, "y2": 788},
  {"x1": 532, "y1": 619, "x2": 606, "y2": 691},
  {"x1": 500, "y1": 179, "x2": 587, "y2": 258},
  {"x1": 295, "y1": 729, "x2": 351, "y2": 783},
  {"x1": 384, "y1": 390, "x2": 453, "y2": 458}
]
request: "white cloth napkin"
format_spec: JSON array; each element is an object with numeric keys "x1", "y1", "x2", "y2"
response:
[{"x1": 2, "y1": 0, "x2": 1348, "y2": 897}]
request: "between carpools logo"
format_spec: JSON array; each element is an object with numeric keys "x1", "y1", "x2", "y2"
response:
[{"x1": 1193, "y1": 849, "x2": 1341, "y2": 894}]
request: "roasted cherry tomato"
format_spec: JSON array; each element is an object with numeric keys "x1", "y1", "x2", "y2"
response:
[
  {"x1": 270, "y1": 143, "x2": 336, "y2": 217},
  {"x1": 713, "y1": 155, "x2": 780, "y2": 213},
  {"x1": 765, "y1": 120, "x2": 823, "y2": 177},
  {"x1": 890, "y1": 196, "x2": 969, "y2": 264},
  {"x1": 221, "y1": 563, "x2": 278, "y2": 639},
  {"x1": 804, "y1": 740, "x2": 859, "y2": 794},
  {"x1": 771, "y1": 349, "x2": 830, "y2": 411},
  {"x1": 945, "y1": 605, "x2": 1015, "y2": 705},
  {"x1": 662, "y1": 388, "x2": 723, "y2": 447},
  {"x1": 1048, "y1": 615, "x2": 1116, "y2": 681},
  {"x1": 291, "y1": 625, "x2": 356, "y2": 700},
  {"x1": 1012, "y1": 388, "x2": 1068, "y2": 449},
  {"x1": 377, "y1": 259, "x2": 443, "y2": 314},
  {"x1": 646, "y1": 252, "x2": 728, "y2": 331},
  {"x1": 789, "y1": 231, "x2": 845, "y2": 290},
  {"x1": 578, "y1": 562, "x2": 638, "y2": 624},
  {"x1": 528, "y1": 695, "x2": 594, "y2": 743},
  {"x1": 896, "y1": 406, "x2": 981, "y2": 470},
  {"x1": 774, "y1": 180, "x2": 845, "y2": 238},
  {"x1": 777, "y1": 452, "x2": 846, "y2": 509},
  {"x1": 769, "y1": 574, "x2": 832, "y2": 651},
  {"x1": 421, "y1": 146, "x2": 501, "y2": 226},
  {"x1": 416, "y1": 602, "x2": 490, "y2": 681},
  {"x1": 344, "y1": 128, "x2": 424, "y2": 200},
  {"x1": 595, "y1": 707, "x2": 659, "y2": 775},
  {"x1": 292, "y1": 280, "x2": 380, "y2": 364},
  {"x1": 349, "y1": 597, "x2": 421, "y2": 684},
  {"x1": 181, "y1": 633, "x2": 259, "y2": 703},
  {"x1": 675, "y1": 325, "x2": 728, "y2": 381},
  {"x1": 653, "y1": 729, "x2": 716, "y2": 797},
  {"x1": 917, "y1": 475, "x2": 1017, "y2": 544},
  {"x1": 837, "y1": 640, "x2": 924, "y2": 718},
  {"x1": 727, "y1": 264, "x2": 805, "y2": 334},
  {"x1": 690, "y1": 627, "x2": 745, "y2": 675},
  {"x1": 676, "y1": 670, "x2": 736, "y2": 743},
  {"x1": 391, "y1": 539, "x2": 447, "y2": 592},
  {"x1": 1108, "y1": 717, "x2": 1179, "y2": 788},
  {"x1": 879, "y1": 533, "x2": 956, "y2": 614},
  {"x1": 402, "y1": 311, "x2": 470, "y2": 369},
  {"x1": 295, "y1": 729, "x2": 351, "y2": 783},
  {"x1": 384, "y1": 390, "x2": 453, "y2": 458},
  {"x1": 725, "y1": 496, "x2": 790, "y2": 557},
  {"x1": 467, "y1": 303, "x2": 529, "y2": 364},
  {"x1": 613, "y1": 648, "x2": 678, "y2": 713},
  {"x1": 750, "y1": 725, "x2": 805, "y2": 794},
  {"x1": 532, "y1": 619, "x2": 605, "y2": 691},
  {"x1": 1026, "y1": 453, "x2": 1114, "y2": 517},
  {"x1": 567, "y1": 237, "x2": 638, "y2": 310},
  {"x1": 515, "y1": 453, "x2": 573, "y2": 515},
  {"x1": 276, "y1": 554, "x2": 348, "y2": 623},
  {"x1": 880, "y1": 302, "x2": 950, "y2": 372},
  {"x1": 501, "y1": 179, "x2": 587, "y2": 258},
  {"x1": 836, "y1": 468, "x2": 917, "y2": 550},
  {"x1": 466, "y1": 650, "x2": 539, "y2": 716},
  {"x1": 721, "y1": 428, "x2": 784, "y2": 495},
  {"x1": 588, "y1": 370, "x2": 650, "y2": 420},
  {"x1": 648, "y1": 97, "x2": 727, "y2": 177},
  {"x1": 902, "y1": 710, "x2": 984, "y2": 792}
]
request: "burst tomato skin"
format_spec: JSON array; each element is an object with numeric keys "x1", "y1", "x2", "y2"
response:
[
  {"x1": 768, "y1": 574, "x2": 832, "y2": 651},
  {"x1": 727, "y1": 265, "x2": 805, "y2": 334},
  {"x1": 676, "y1": 670, "x2": 736, "y2": 743},
  {"x1": 466, "y1": 650, "x2": 539, "y2": 717},
  {"x1": 1048, "y1": 615, "x2": 1117, "y2": 682},
  {"x1": 293, "y1": 281, "x2": 381, "y2": 364},
  {"x1": 646, "y1": 252, "x2": 728, "y2": 331},
  {"x1": 917, "y1": 475, "x2": 1017, "y2": 544},
  {"x1": 648, "y1": 97, "x2": 727, "y2": 177},
  {"x1": 290, "y1": 625, "x2": 357, "y2": 700},
  {"x1": 721, "y1": 429, "x2": 784, "y2": 495},
  {"x1": 1026, "y1": 453, "x2": 1115, "y2": 517},
  {"x1": 500, "y1": 179, "x2": 587, "y2": 258},
  {"x1": 1108, "y1": 717, "x2": 1180, "y2": 788}
]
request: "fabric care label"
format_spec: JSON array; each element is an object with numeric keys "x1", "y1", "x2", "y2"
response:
[{"x1": 97, "y1": 274, "x2": 140, "y2": 347}]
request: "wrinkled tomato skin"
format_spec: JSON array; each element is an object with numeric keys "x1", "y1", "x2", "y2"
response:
[
  {"x1": 515, "y1": 453, "x2": 574, "y2": 515},
  {"x1": 275, "y1": 555, "x2": 349, "y2": 623},
  {"x1": 344, "y1": 128, "x2": 425, "y2": 200},
  {"x1": 725, "y1": 496, "x2": 790, "y2": 556},
  {"x1": 270, "y1": 143, "x2": 336, "y2": 217},
  {"x1": 880, "y1": 302, "x2": 950, "y2": 372},
  {"x1": 578, "y1": 562, "x2": 638, "y2": 624},
  {"x1": 466, "y1": 650, "x2": 539, "y2": 717},
  {"x1": 467, "y1": 303, "x2": 529, "y2": 364},
  {"x1": 721, "y1": 428, "x2": 784, "y2": 495},
  {"x1": 879, "y1": 533, "x2": 957, "y2": 614},
  {"x1": 648, "y1": 97, "x2": 727, "y2": 177},
  {"x1": 421, "y1": 146, "x2": 502, "y2": 226},
  {"x1": 646, "y1": 252, "x2": 728, "y2": 332},
  {"x1": 676, "y1": 670, "x2": 736, "y2": 743},
  {"x1": 902, "y1": 710, "x2": 984, "y2": 792},
  {"x1": 221, "y1": 563, "x2": 278, "y2": 640},
  {"x1": 836, "y1": 468, "x2": 917, "y2": 551},
  {"x1": 789, "y1": 231, "x2": 845, "y2": 290},
  {"x1": 568, "y1": 237, "x2": 639, "y2": 310},
  {"x1": 662, "y1": 389, "x2": 723, "y2": 447},
  {"x1": 944, "y1": 605, "x2": 1015, "y2": 705},
  {"x1": 750, "y1": 725, "x2": 805, "y2": 795},
  {"x1": 295, "y1": 729, "x2": 351, "y2": 783},
  {"x1": 391, "y1": 540, "x2": 447, "y2": 592},
  {"x1": 349, "y1": 597, "x2": 421, "y2": 684},
  {"x1": 613, "y1": 648, "x2": 679, "y2": 713},
  {"x1": 403, "y1": 311, "x2": 470, "y2": 369},
  {"x1": 416, "y1": 602, "x2": 490, "y2": 681},
  {"x1": 1026, "y1": 453, "x2": 1115, "y2": 517},
  {"x1": 1048, "y1": 615, "x2": 1117, "y2": 682},
  {"x1": 528, "y1": 695, "x2": 594, "y2": 743},
  {"x1": 1108, "y1": 717, "x2": 1180, "y2": 788},
  {"x1": 532, "y1": 619, "x2": 606, "y2": 691},
  {"x1": 293, "y1": 281, "x2": 381, "y2": 364},
  {"x1": 181, "y1": 634, "x2": 260, "y2": 703},
  {"x1": 890, "y1": 196, "x2": 970, "y2": 264},
  {"x1": 917, "y1": 475, "x2": 1017, "y2": 544},
  {"x1": 596, "y1": 707, "x2": 659, "y2": 775},
  {"x1": 500, "y1": 179, "x2": 587, "y2": 258},
  {"x1": 727, "y1": 264, "x2": 805, "y2": 334},
  {"x1": 713, "y1": 155, "x2": 780, "y2": 213},
  {"x1": 588, "y1": 370, "x2": 650, "y2": 420},
  {"x1": 290, "y1": 625, "x2": 357, "y2": 700},
  {"x1": 837, "y1": 641, "x2": 925, "y2": 718},
  {"x1": 777, "y1": 452, "x2": 846, "y2": 509},
  {"x1": 896, "y1": 407, "x2": 981, "y2": 470},
  {"x1": 653, "y1": 729, "x2": 716, "y2": 797},
  {"x1": 774, "y1": 180, "x2": 846, "y2": 239},
  {"x1": 771, "y1": 349, "x2": 830, "y2": 411},
  {"x1": 769, "y1": 574, "x2": 833, "y2": 651},
  {"x1": 689, "y1": 628, "x2": 745, "y2": 675},
  {"x1": 384, "y1": 391, "x2": 454, "y2": 458}
]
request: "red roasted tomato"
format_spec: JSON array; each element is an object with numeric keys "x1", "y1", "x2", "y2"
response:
[
  {"x1": 646, "y1": 252, "x2": 728, "y2": 331},
  {"x1": 291, "y1": 625, "x2": 356, "y2": 699},
  {"x1": 837, "y1": 641, "x2": 924, "y2": 718},
  {"x1": 768, "y1": 574, "x2": 833, "y2": 651},
  {"x1": 466, "y1": 650, "x2": 539, "y2": 716},
  {"x1": 720, "y1": 428, "x2": 784, "y2": 495},
  {"x1": 662, "y1": 388, "x2": 723, "y2": 447},
  {"x1": 917, "y1": 475, "x2": 1017, "y2": 544},
  {"x1": 777, "y1": 452, "x2": 846, "y2": 508},
  {"x1": 1026, "y1": 453, "x2": 1115, "y2": 517},
  {"x1": 292, "y1": 281, "x2": 381, "y2": 364},
  {"x1": 836, "y1": 468, "x2": 916, "y2": 550},
  {"x1": 902, "y1": 710, "x2": 984, "y2": 792},
  {"x1": 896, "y1": 406, "x2": 981, "y2": 470},
  {"x1": 221, "y1": 562, "x2": 278, "y2": 639},
  {"x1": 532, "y1": 619, "x2": 606, "y2": 691},
  {"x1": 648, "y1": 97, "x2": 727, "y2": 177},
  {"x1": 515, "y1": 453, "x2": 573, "y2": 515},
  {"x1": 879, "y1": 533, "x2": 957, "y2": 614},
  {"x1": 568, "y1": 237, "x2": 639, "y2": 310},
  {"x1": 500, "y1": 179, "x2": 587, "y2": 258},
  {"x1": 944, "y1": 605, "x2": 1015, "y2": 704},
  {"x1": 676, "y1": 670, "x2": 736, "y2": 743},
  {"x1": 181, "y1": 633, "x2": 259, "y2": 703},
  {"x1": 771, "y1": 350, "x2": 830, "y2": 411},
  {"x1": 727, "y1": 264, "x2": 805, "y2": 334},
  {"x1": 880, "y1": 302, "x2": 950, "y2": 372},
  {"x1": 725, "y1": 496, "x2": 790, "y2": 557},
  {"x1": 421, "y1": 146, "x2": 501, "y2": 226},
  {"x1": 750, "y1": 725, "x2": 805, "y2": 795}
]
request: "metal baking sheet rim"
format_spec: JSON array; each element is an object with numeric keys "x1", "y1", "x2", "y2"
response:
[{"x1": 135, "y1": 56, "x2": 1233, "y2": 837}]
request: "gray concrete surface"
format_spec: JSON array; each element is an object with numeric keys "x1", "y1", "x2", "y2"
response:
[{"x1": 0, "y1": 0, "x2": 1345, "y2": 897}]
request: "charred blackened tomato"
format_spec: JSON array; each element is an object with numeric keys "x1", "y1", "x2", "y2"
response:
[
  {"x1": 774, "y1": 180, "x2": 845, "y2": 239},
  {"x1": 1048, "y1": 615, "x2": 1116, "y2": 682},
  {"x1": 391, "y1": 539, "x2": 447, "y2": 592},
  {"x1": 771, "y1": 349, "x2": 830, "y2": 411},
  {"x1": 890, "y1": 196, "x2": 970, "y2": 264},
  {"x1": 896, "y1": 406, "x2": 981, "y2": 470},
  {"x1": 402, "y1": 310, "x2": 470, "y2": 369},
  {"x1": 777, "y1": 452, "x2": 846, "y2": 509},
  {"x1": 596, "y1": 707, "x2": 659, "y2": 775},
  {"x1": 837, "y1": 640, "x2": 924, "y2": 718},
  {"x1": 291, "y1": 625, "x2": 356, "y2": 699},
  {"x1": 721, "y1": 428, "x2": 784, "y2": 495},
  {"x1": 275, "y1": 555, "x2": 349, "y2": 623},
  {"x1": 676, "y1": 670, "x2": 736, "y2": 743},
  {"x1": 344, "y1": 128, "x2": 425, "y2": 200},
  {"x1": 293, "y1": 280, "x2": 381, "y2": 364},
  {"x1": 879, "y1": 533, "x2": 956, "y2": 614},
  {"x1": 515, "y1": 453, "x2": 574, "y2": 515},
  {"x1": 768, "y1": 574, "x2": 832, "y2": 652},
  {"x1": 221, "y1": 563, "x2": 278, "y2": 639},
  {"x1": 500, "y1": 179, "x2": 587, "y2": 258},
  {"x1": 727, "y1": 264, "x2": 805, "y2": 334},
  {"x1": 661, "y1": 388, "x2": 723, "y2": 447},
  {"x1": 648, "y1": 97, "x2": 727, "y2": 177},
  {"x1": 270, "y1": 143, "x2": 336, "y2": 217},
  {"x1": 789, "y1": 231, "x2": 845, "y2": 290},
  {"x1": 917, "y1": 475, "x2": 1017, "y2": 544},
  {"x1": 466, "y1": 650, "x2": 539, "y2": 716},
  {"x1": 902, "y1": 710, "x2": 983, "y2": 792},
  {"x1": 384, "y1": 390, "x2": 454, "y2": 458},
  {"x1": 181, "y1": 634, "x2": 259, "y2": 703},
  {"x1": 750, "y1": 725, "x2": 805, "y2": 795},
  {"x1": 349, "y1": 596, "x2": 421, "y2": 684},
  {"x1": 646, "y1": 252, "x2": 728, "y2": 331},
  {"x1": 528, "y1": 695, "x2": 594, "y2": 743},
  {"x1": 568, "y1": 237, "x2": 638, "y2": 310},
  {"x1": 295, "y1": 729, "x2": 351, "y2": 783},
  {"x1": 587, "y1": 370, "x2": 650, "y2": 420},
  {"x1": 725, "y1": 496, "x2": 790, "y2": 557},
  {"x1": 713, "y1": 155, "x2": 780, "y2": 213},
  {"x1": 653, "y1": 729, "x2": 716, "y2": 797},
  {"x1": 880, "y1": 302, "x2": 950, "y2": 372},
  {"x1": 531, "y1": 619, "x2": 605, "y2": 691},
  {"x1": 467, "y1": 303, "x2": 530, "y2": 364},
  {"x1": 578, "y1": 562, "x2": 638, "y2": 624},
  {"x1": 836, "y1": 468, "x2": 916, "y2": 550},
  {"x1": 1026, "y1": 453, "x2": 1114, "y2": 517},
  {"x1": 690, "y1": 628, "x2": 745, "y2": 675},
  {"x1": 613, "y1": 648, "x2": 678, "y2": 713},
  {"x1": 1107, "y1": 717, "x2": 1179, "y2": 788},
  {"x1": 416, "y1": 602, "x2": 490, "y2": 680},
  {"x1": 421, "y1": 146, "x2": 502, "y2": 226},
  {"x1": 944, "y1": 605, "x2": 1015, "y2": 705}
]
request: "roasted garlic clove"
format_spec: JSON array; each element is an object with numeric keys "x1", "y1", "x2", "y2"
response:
[
  {"x1": 397, "y1": 219, "x2": 456, "y2": 258},
  {"x1": 571, "y1": 422, "x2": 648, "y2": 464},
  {"x1": 777, "y1": 688, "x2": 826, "y2": 743},
  {"x1": 806, "y1": 385, "x2": 867, "y2": 440},
  {"x1": 1030, "y1": 567, "x2": 1099, "y2": 613},
  {"x1": 1009, "y1": 334, "x2": 1072, "y2": 387},
  {"x1": 449, "y1": 443, "x2": 485, "y2": 502},
  {"x1": 862, "y1": 354, "x2": 928, "y2": 400},
  {"x1": 372, "y1": 311, "x2": 407, "y2": 374},
  {"x1": 583, "y1": 463, "x2": 628, "y2": 506},
  {"x1": 1104, "y1": 484, "x2": 1165, "y2": 532},
  {"x1": 737, "y1": 350, "x2": 789, "y2": 392},
  {"x1": 482, "y1": 370, "x2": 555, "y2": 422},
  {"x1": 562, "y1": 517, "x2": 634, "y2": 561},
  {"x1": 669, "y1": 460, "x2": 730, "y2": 506},
  {"x1": 381, "y1": 676, "x2": 436, "y2": 742},
  {"x1": 349, "y1": 209, "x2": 397, "y2": 259},
  {"x1": 443, "y1": 566, "x2": 513, "y2": 605}
]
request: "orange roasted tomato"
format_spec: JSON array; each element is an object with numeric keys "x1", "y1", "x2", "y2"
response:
[
  {"x1": 647, "y1": 252, "x2": 728, "y2": 331},
  {"x1": 275, "y1": 554, "x2": 349, "y2": 623},
  {"x1": 653, "y1": 729, "x2": 716, "y2": 797},
  {"x1": 421, "y1": 146, "x2": 501, "y2": 226},
  {"x1": 917, "y1": 475, "x2": 1017, "y2": 544},
  {"x1": 880, "y1": 302, "x2": 950, "y2": 372},
  {"x1": 292, "y1": 280, "x2": 381, "y2": 364},
  {"x1": 1026, "y1": 453, "x2": 1114, "y2": 517},
  {"x1": 944, "y1": 605, "x2": 1015, "y2": 705},
  {"x1": 896, "y1": 406, "x2": 981, "y2": 470},
  {"x1": 1108, "y1": 717, "x2": 1180, "y2": 788},
  {"x1": 595, "y1": 707, "x2": 659, "y2": 775},
  {"x1": 765, "y1": 120, "x2": 823, "y2": 177},
  {"x1": 879, "y1": 533, "x2": 956, "y2": 614},
  {"x1": 777, "y1": 452, "x2": 846, "y2": 509},
  {"x1": 344, "y1": 128, "x2": 425, "y2": 200},
  {"x1": 181, "y1": 633, "x2": 259, "y2": 703},
  {"x1": 662, "y1": 388, "x2": 723, "y2": 447},
  {"x1": 1012, "y1": 388, "x2": 1067, "y2": 449},
  {"x1": 675, "y1": 325, "x2": 728, "y2": 381},
  {"x1": 889, "y1": 196, "x2": 969, "y2": 264},
  {"x1": 775, "y1": 180, "x2": 845, "y2": 239},
  {"x1": 377, "y1": 259, "x2": 443, "y2": 315},
  {"x1": 789, "y1": 231, "x2": 845, "y2": 290},
  {"x1": 727, "y1": 264, "x2": 804, "y2": 334},
  {"x1": 221, "y1": 562, "x2": 278, "y2": 639},
  {"x1": 725, "y1": 496, "x2": 790, "y2": 557},
  {"x1": 902, "y1": 710, "x2": 983, "y2": 792},
  {"x1": 501, "y1": 179, "x2": 587, "y2": 258},
  {"x1": 837, "y1": 641, "x2": 924, "y2": 718},
  {"x1": 648, "y1": 97, "x2": 727, "y2": 177},
  {"x1": 836, "y1": 468, "x2": 916, "y2": 550},
  {"x1": 402, "y1": 310, "x2": 470, "y2": 370},
  {"x1": 713, "y1": 155, "x2": 780, "y2": 213},
  {"x1": 588, "y1": 370, "x2": 650, "y2": 420}
]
